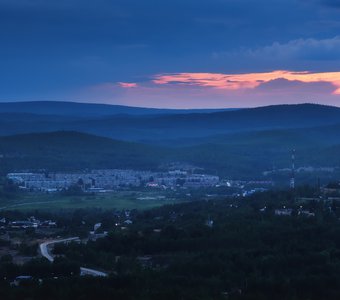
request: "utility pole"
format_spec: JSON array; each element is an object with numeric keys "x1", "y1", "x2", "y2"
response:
[{"x1": 290, "y1": 149, "x2": 295, "y2": 189}]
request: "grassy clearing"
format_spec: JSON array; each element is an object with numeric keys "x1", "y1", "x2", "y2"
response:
[{"x1": 0, "y1": 192, "x2": 183, "y2": 211}]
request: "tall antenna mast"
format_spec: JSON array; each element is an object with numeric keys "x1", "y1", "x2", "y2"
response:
[{"x1": 290, "y1": 149, "x2": 295, "y2": 189}]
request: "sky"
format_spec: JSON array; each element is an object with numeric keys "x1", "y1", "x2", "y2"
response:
[{"x1": 1, "y1": 0, "x2": 340, "y2": 108}]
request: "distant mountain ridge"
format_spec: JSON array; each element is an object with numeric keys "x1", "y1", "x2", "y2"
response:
[
  {"x1": 0, "y1": 103, "x2": 339, "y2": 142},
  {"x1": 0, "y1": 101, "x2": 235, "y2": 117}
]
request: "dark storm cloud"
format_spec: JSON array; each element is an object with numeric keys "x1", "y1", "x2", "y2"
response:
[
  {"x1": 212, "y1": 36, "x2": 340, "y2": 72},
  {"x1": 0, "y1": 0, "x2": 320, "y2": 51},
  {"x1": 256, "y1": 78, "x2": 337, "y2": 94}
]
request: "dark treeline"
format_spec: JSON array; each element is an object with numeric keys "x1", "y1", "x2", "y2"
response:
[
  {"x1": 3, "y1": 188, "x2": 340, "y2": 299},
  {"x1": 0, "y1": 257, "x2": 80, "y2": 280}
]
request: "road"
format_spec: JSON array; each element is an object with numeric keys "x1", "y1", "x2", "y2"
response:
[
  {"x1": 39, "y1": 237, "x2": 108, "y2": 277},
  {"x1": 80, "y1": 267, "x2": 107, "y2": 277}
]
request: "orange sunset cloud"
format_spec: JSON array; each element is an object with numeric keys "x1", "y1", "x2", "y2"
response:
[{"x1": 152, "y1": 70, "x2": 340, "y2": 94}]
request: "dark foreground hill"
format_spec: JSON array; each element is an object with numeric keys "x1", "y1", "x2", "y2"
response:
[
  {"x1": 0, "y1": 131, "x2": 169, "y2": 173},
  {"x1": 1, "y1": 127, "x2": 340, "y2": 182}
]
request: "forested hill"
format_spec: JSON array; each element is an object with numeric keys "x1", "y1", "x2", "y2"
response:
[
  {"x1": 1, "y1": 128, "x2": 340, "y2": 181},
  {"x1": 0, "y1": 103, "x2": 339, "y2": 142},
  {"x1": 0, "y1": 131, "x2": 169, "y2": 173}
]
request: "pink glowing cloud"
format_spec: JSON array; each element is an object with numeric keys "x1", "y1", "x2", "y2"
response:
[
  {"x1": 152, "y1": 70, "x2": 340, "y2": 94},
  {"x1": 118, "y1": 82, "x2": 138, "y2": 88},
  {"x1": 78, "y1": 70, "x2": 340, "y2": 108}
]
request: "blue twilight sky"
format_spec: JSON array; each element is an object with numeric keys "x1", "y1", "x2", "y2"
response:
[{"x1": 1, "y1": 0, "x2": 340, "y2": 108}]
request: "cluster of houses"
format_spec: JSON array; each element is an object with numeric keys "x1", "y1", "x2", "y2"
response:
[
  {"x1": 7, "y1": 169, "x2": 220, "y2": 192},
  {"x1": 271, "y1": 207, "x2": 315, "y2": 217},
  {"x1": 0, "y1": 216, "x2": 57, "y2": 230}
]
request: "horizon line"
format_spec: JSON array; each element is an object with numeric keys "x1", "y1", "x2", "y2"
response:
[{"x1": 0, "y1": 99, "x2": 337, "y2": 110}]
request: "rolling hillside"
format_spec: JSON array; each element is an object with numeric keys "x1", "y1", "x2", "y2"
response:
[
  {"x1": 1, "y1": 102, "x2": 340, "y2": 181},
  {"x1": 0, "y1": 131, "x2": 169, "y2": 173},
  {"x1": 0, "y1": 103, "x2": 339, "y2": 142},
  {"x1": 1, "y1": 125, "x2": 340, "y2": 181}
]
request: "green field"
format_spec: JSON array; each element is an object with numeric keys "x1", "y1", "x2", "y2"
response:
[{"x1": 0, "y1": 192, "x2": 184, "y2": 211}]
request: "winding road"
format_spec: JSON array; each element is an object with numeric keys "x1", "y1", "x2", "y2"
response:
[{"x1": 39, "y1": 237, "x2": 108, "y2": 277}]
